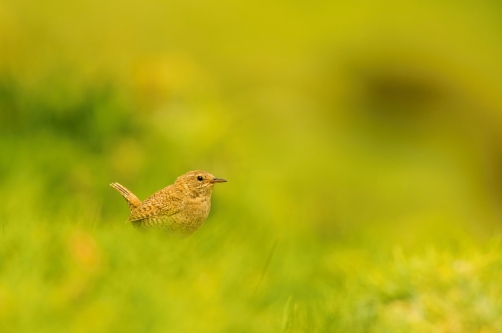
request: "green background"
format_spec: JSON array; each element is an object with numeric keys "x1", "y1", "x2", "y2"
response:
[{"x1": 2, "y1": 0, "x2": 502, "y2": 331}]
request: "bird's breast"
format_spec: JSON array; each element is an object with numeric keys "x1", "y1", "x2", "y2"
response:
[{"x1": 184, "y1": 195, "x2": 211, "y2": 218}]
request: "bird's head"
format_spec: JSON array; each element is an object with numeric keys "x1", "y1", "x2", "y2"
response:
[{"x1": 175, "y1": 170, "x2": 227, "y2": 197}]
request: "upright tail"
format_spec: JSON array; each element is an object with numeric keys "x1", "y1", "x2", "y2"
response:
[{"x1": 110, "y1": 182, "x2": 142, "y2": 212}]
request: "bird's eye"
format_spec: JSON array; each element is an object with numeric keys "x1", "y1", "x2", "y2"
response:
[{"x1": 197, "y1": 176, "x2": 203, "y2": 181}]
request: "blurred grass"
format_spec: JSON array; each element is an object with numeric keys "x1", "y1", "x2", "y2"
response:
[
  {"x1": 3, "y1": 216, "x2": 502, "y2": 332},
  {"x1": 2, "y1": 0, "x2": 502, "y2": 331}
]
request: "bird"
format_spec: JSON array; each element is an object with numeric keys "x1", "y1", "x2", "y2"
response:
[{"x1": 110, "y1": 170, "x2": 227, "y2": 235}]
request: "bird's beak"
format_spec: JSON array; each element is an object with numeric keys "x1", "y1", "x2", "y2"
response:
[{"x1": 211, "y1": 178, "x2": 227, "y2": 183}]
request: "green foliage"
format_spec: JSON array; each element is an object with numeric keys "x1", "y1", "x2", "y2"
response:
[{"x1": 2, "y1": 216, "x2": 502, "y2": 332}]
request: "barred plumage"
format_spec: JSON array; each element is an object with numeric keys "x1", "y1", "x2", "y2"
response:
[{"x1": 110, "y1": 170, "x2": 226, "y2": 235}]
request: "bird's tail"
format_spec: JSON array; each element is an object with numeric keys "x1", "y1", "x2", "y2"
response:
[{"x1": 110, "y1": 182, "x2": 142, "y2": 212}]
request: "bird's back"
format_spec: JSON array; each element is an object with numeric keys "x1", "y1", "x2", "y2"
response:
[{"x1": 128, "y1": 184, "x2": 184, "y2": 224}]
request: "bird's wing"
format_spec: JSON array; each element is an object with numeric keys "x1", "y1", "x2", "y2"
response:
[{"x1": 128, "y1": 186, "x2": 185, "y2": 222}]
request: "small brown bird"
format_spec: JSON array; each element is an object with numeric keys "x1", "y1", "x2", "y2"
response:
[{"x1": 110, "y1": 170, "x2": 227, "y2": 235}]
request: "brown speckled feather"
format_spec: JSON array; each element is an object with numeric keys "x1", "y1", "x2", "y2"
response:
[
  {"x1": 110, "y1": 170, "x2": 226, "y2": 235},
  {"x1": 128, "y1": 184, "x2": 185, "y2": 222},
  {"x1": 109, "y1": 182, "x2": 142, "y2": 211}
]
